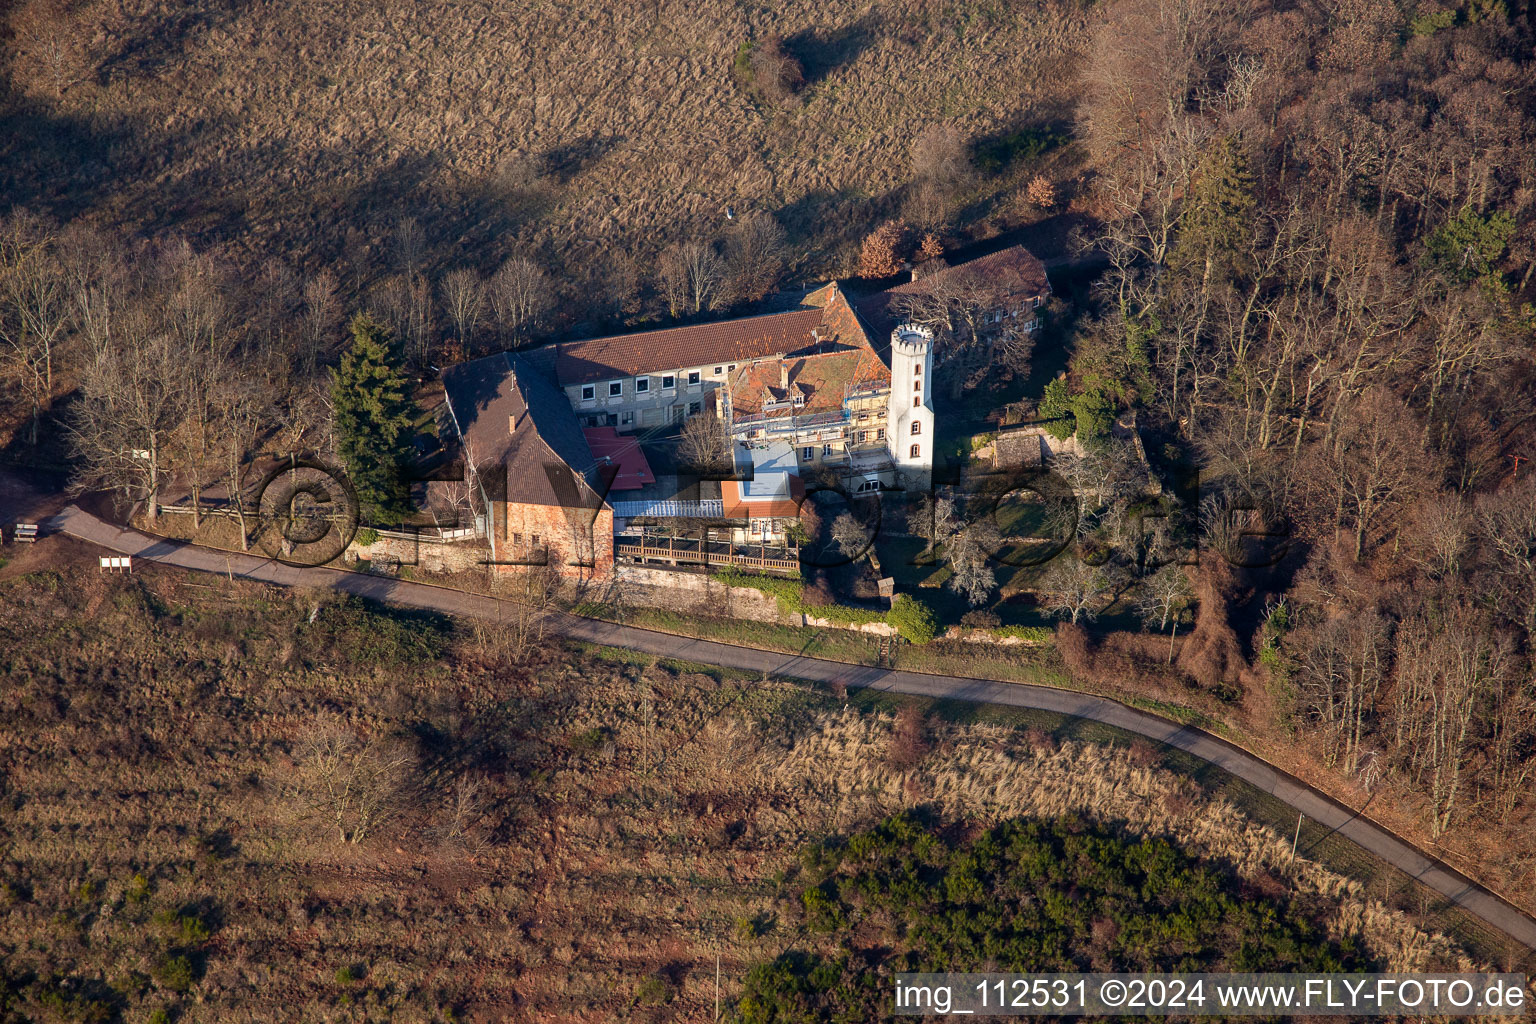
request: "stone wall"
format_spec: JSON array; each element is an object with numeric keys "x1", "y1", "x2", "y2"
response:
[{"x1": 607, "y1": 563, "x2": 786, "y2": 622}]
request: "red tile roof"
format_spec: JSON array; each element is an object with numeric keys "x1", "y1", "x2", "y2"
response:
[
  {"x1": 581, "y1": 427, "x2": 656, "y2": 491},
  {"x1": 856, "y1": 243, "x2": 1049, "y2": 337},
  {"x1": 553, "y1": 309, "x2": 824, "y2": 386}
]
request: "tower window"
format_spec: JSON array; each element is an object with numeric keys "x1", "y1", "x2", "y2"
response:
[
  {"x1": 910, "y1": 444, "x2": 920, "y2": 459},
  {"x1": 914, "y1": 379, "x2": 922, "y2": 391},
  {"x1": 913, "y1": 396, "x2": 921, "y2": 408},
  {"x1": 913, "y1": 363, "x2": 922, "y2": 375},
  {"x1": 911, "y1": 422, "x2": 921, "y2": 436}
]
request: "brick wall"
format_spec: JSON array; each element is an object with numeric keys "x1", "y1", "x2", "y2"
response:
[{"x1": 494, "y1": 500, "x2": 614, "y2": 581}]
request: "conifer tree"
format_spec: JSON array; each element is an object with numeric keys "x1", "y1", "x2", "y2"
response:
[
  {"x1": 330, "y1": 313, "x2": 415, "y2": 521},
  {"x1": 1173, "y1": 135, "x2": 1255, "y2": 288}
]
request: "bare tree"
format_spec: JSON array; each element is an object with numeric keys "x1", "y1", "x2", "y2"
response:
[
  {"x1": 393, "y1": 217, "x2": 426, "y2": 276},
  {"x1": 1039, "y1": 554, "x2": 1119, "y2": 624},
  {"x1": 747, "y1": 34, "x2": 805, "y2": 105},
  {"x1": 1136, "y1": 564, "x2": 1193, "y2": 662},
  {"x1": 725, "y1": 212, "x2": 789, "y2": 303},
  {"x1": 659, "y1": 240, "x2": 726, "y2": 316},
  {"x1": 0, "y1": 210, "x2": 70, "y2": 444},
  {"x1": 68, "y1": 334, "x2": 188, "y2": 521},
  {"x1": 300, "y1": 270, "x2": 341, "y2": 373},
  {"x1": 910, "y1": 123, "x2": 974, "y2": 198},
  {"x1": 296, "y1": 728, "x2": 415, "y2": 845},
  {"x1": 487, "y1": 256, "x2": 552, "y2": 347},
  {"x1": 439, "y1": 267, "x2": 485, "y2": 357},
  {"x1": 676, "y1": 410, "x2": 731, "y2": 475},
  {"x1": 1324, "y1": 388, "x2": 1428, "y2": 561},
  {"x1": 1293, "y1": 611, "x2": 1391, "y2": 772}
]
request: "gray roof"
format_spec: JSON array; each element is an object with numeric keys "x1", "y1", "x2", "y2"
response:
[{"x1": 441, "y1": 351, "x2": 606, "y2": 509}]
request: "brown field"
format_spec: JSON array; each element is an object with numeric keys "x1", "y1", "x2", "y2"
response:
[
  {"x1": 2, "y1": 0, "x2": 1087, "y2": 299},
  {"x1": 0, "y1": 558, "x2": 1499, "y2": 1023}
]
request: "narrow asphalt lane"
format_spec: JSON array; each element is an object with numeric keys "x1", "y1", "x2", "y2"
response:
[{"x1": 45, "y1": 505, "x2": 1536, "y2": 957}]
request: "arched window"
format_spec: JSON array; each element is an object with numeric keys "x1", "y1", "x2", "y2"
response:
[
  {"x1": 910, "y1": 422, "x2": 921, "y2": 436},
  {"x1": 913, "y1": 379, "x2": 921, "y2": 391},
  {"x1": 913, "y1": 396, "x2": 921, "y2": 408},
  {"x1": 910, "y1": 444, "x2": 921, "y2": 459}
]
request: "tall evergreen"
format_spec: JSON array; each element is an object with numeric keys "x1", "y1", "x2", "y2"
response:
[
  {"x1": 330, "y1": 313, "x2": 415, "y2": 522},
  {"x1": 1172, "y1": 134, "x2": 1255, "y2": 286}
]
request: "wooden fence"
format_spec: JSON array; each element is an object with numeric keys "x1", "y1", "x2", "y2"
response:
[{"x1": 616, "y1": 540, "x2": 800, "y2": 574}]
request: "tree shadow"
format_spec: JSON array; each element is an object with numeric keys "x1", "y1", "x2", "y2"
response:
[
  {"x1": 783, "y1": 15, "x2": 880, "y2": 87},
  {"x1": 93, "y1": 0, "x2": 248, "y2": 85}
]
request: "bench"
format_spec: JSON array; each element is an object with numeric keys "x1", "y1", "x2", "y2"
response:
[
  {"x1": 98, "y1": 555, "x2": 133, "y2": 573},
  {"x1": 12, "y1": 523, "x2": 38, "y2": 543}
]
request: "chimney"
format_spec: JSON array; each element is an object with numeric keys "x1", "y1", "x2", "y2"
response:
[
  {"x1": 779, "y1": 361, "x2": 788, "y2": 390},
  {"x1": 509, "y1": 413, "x2": 518, "y2": 434}
]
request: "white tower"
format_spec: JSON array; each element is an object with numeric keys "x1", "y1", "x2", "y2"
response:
[{"x1": 886, "y1": 323, "x2": 935, "y2": 491}]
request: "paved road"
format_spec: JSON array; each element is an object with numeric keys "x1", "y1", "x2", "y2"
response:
[{"x1": 45, "y1": 505, "x2": 1536, "y2": 957}]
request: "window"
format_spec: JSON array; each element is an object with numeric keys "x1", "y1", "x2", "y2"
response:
[
  {"x1": 621, "y1": 411, "x2": 633, "y2": 425},
  {"x1": 531, "y1": 533, "x2": 540, "y2": 546},
  {"x1": 662, "y1": 374, "x2": 675, "y2": 389},
  {"x1": 511, "y1": 532, "x2": 521, "y2": 545},
  {"x1": 876, "y1": 428, "x2": 886, "y2": 440},
  {"x1": 689, "y1": 401, "x2": 701, "y2": 415},
  {"x1": 913, "y1": 363, "x2": 922, "y2": 375},
  {"x1": 687, "y1": 370, "x2": 701, "y2": 386},
  {"x1": 728, "y1": 363, "x2": 736, "y2": 371},
  {"x1": 581, "y1": 385, "x2": 595, "y2": 401},
  {"x1": 1033, "y1": 295, "x2": 1043, "y2": 308},
  {"x1": 913, "y1": 396, "x2": 921, "y2": 408},
  {"x1": 910, "y1": 444, "x2": 920, "y2": 459},
  {"x1": 792, "y1": 394, "x2": 805, "y2": 406},
  {"x1": 857, "y1": 431, "x2": 868, "y2": 443},
  {"x1": 713, "y1": 366, "x2": 722, "y2": 374},
  {"x1": 802, "y1": 447, "x2": 813, "y2": 461},
  {"x1": 635, "y1": 377, "x2": 650, "y2": 393},
  {"x1": 914, "y1": 379, "x2": 922, "y2": 391},
  {"x1": 609, "y1": 381, "x2": 622, "y2": 397},
  {"x1": 911, "y1": 422, "x2": 921, "y2": 436},
  {"x1": 822, "y1": 443, "x2": 832, "y2": 456}
]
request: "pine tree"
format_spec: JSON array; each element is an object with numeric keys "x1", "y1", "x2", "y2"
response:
[
  {"x1": 1172, "y1": 135, "x2": 1255, "y2": 286},
  {"x1": 330, "y1": 313, "x2": 415, "y2": 521}
]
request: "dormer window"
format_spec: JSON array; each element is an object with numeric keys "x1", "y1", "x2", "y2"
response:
[
  {"x1": 635, "y1": 377, "x2": 650, "y2": 394},
  {"x1": 688, "y1": 370, "x2": 701, "y2": 386},
  {"x1": 792, "y1": 395, "x2": 805, "y2": 406},
  {"x1": 662, "y1": 374, "x2": 676, "y2": 389},
  {"x1": 609, "y1": 381, "x2": 622, "y2": 397},
  {"x1": 581, "y1": 385, "x2": 595, "y2": 401}
]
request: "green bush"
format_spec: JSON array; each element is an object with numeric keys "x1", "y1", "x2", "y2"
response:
[
  {"x1": 126, "y1": 872, "x2": 152, "y2": 904},
  {"x1": 145, "y1": 1010, "x2": 171, "y2": 1024},
  {"x1": 354, "y1": 527, "x2": 380, "y2": 546},
  {"x1": 634, "y1": 974, "x2": 672, "y2": 1006},
  {"x1": 713, "y1": 568, "x2": 885, "y2": 627},
  {"x1": 335, "y1": 964, "x2": 361, "y2": 985},
  {"x1": 152, "y1": 954, "x2": 195, "y2": 993},
  {"x1": 992, "y1": 624, "x2": 1054, "y2": 644},
  {"x1": 886, "y1": 595, "x2": 938, "y2": 645}
]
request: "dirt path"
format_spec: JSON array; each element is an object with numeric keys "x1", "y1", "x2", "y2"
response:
[{"x1": 45, "y1": 503, "x2": 1536, "y2": 958}]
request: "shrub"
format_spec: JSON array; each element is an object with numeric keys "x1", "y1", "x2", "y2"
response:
[
  {"x1": 125, "y1": 873, "x2": 151, "y2": 904},
  {"x1": 960, "y1": 609, "x2": 1000, "y2": 629},
  {"x1": 152, "y1": 954, "x2": 195, "y2": 993},
  {"x1": 886, "y1": 595, "x2": 937, "y2": 645},
  {"x1": 858, "y1": 220, "x2": 908, "y2": 278},
  {"x1": 354, "y1": 527, "x2": 379, "y2": 546},
  {"x1": 335, "y1": 964, "x2": 362, "y2": 985},
  {"x1": 145, "y1": 1011, "x2": 171, "y2": 1024},
  {"x1": 634, "y1": 974, "x2": 671, "y2": 1006}
]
